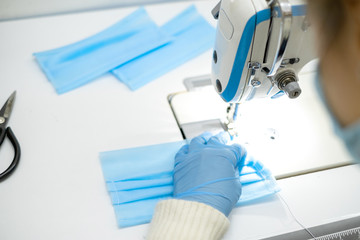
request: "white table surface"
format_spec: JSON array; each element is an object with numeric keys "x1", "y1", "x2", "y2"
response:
[{"x1": 1, "y1": 1, "x2": 360, "y2": 239}]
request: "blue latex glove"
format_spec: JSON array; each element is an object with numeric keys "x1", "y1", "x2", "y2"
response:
[{"x1": 173, "y1": 132, "x2": 247, "y2": 216}]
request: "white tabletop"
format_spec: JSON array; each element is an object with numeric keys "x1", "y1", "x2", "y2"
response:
[{"x1": 1, "y1": 1, "x2": 360, "y2": 239}]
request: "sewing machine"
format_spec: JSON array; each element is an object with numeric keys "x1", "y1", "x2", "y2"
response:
[
  {"x1": 211, "y1": 0, "x2": 316, "y2": 133},
  {"x1": 171, "y1": 0, "x2": 317, "y2": 138},
  {"x1": 168, "y1": 0, "x2": 353, "y2": 178},
  {"x1": 212, "y1": 0, "x2": 315, "y2": 102}
]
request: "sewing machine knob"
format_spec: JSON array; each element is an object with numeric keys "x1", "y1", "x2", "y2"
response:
[
  {"x1": 275, "y1": 70, "x2": 302, "y2": 99},
  {"x1": 283, "y1": 81, "x2": 302, "y2": 98}
]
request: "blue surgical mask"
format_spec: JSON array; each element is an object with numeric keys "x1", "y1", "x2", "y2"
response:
[
  {"x1": 33, "y1": 8, "x2": 173, "y2": 94},
  {"x1": 33, "y1": 5, "x2": 216, "y2": 94},
  {"x1": 100, "y1": 141, "x2": 280, "y2": 228},
  {"x1": 111, "y1": 5, "x2": 216, "y2": 90}
]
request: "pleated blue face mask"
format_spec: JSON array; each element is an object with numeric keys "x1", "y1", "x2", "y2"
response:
[
  {"x1": 33, "y1": 8, "x2": 173, "y2": 94},
  {"x1": 100, "y1": 141, "x2": 280, "y2": 228},
  {"x1": 111, "y1": 6, "x2": 216, "y2": 90}
]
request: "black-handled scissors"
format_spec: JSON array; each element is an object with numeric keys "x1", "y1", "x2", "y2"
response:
[{"x1": 0, "y1": 91, "x2": 21, "y2": 182}]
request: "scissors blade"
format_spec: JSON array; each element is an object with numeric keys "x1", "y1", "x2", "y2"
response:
[{"x1": 0, "y1": 91, "x2": 16, "y2": 124}]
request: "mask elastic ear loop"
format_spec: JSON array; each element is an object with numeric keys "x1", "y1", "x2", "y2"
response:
[{"x1": 278, "y1": 193, "x2": 316, "y2": 239}]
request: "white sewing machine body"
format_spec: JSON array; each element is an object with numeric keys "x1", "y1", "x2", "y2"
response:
[{"x1": 212, "y1": 0, "x2": 316, "y2": 103}]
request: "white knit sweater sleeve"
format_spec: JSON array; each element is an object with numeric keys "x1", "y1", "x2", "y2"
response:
[{"x1": 147, "y1": 199, "x2": 229, "y2": 240}]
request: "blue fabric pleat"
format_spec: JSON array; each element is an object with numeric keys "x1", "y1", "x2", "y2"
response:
[
  {"x1": 33, "y1": 6, "x2": 215, "y2": 94},
  {"x1": 100, "y1": 141, "x2": 280, "y2": 228},
  {"x1": 34, "y1": 8, "x2": 172, "y2": 94},
  {"x1": 111, "y1": 6, "x2": 216, "y2": 90}
]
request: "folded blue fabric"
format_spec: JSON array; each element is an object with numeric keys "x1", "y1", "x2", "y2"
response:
[
  {"x1": 111, "y1": 6, "x2": 216, "y2": 90},
  {"x1": 100, "y1": 141, "x2": 280, "y2": 228},
  {"x1": 34, "y1": 8, "x2": 173, "y2": 94}
]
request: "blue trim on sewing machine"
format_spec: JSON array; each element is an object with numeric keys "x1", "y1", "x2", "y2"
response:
[{"x1": 220, "y1": 5, "x2": 306, "y2": 102}]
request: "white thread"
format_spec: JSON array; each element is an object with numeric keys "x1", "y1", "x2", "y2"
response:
[{"x1": 278, "y1": 193, "x2": 317, "y2": 239}]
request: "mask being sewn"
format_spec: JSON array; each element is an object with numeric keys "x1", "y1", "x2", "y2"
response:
[{"x1": 100, "y1": 141, "x2": 280, "y2": 228}]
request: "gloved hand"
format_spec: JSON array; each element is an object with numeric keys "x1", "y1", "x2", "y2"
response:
[{"x1": 173, "y1": 132, "x2": 247, "y2": 216}]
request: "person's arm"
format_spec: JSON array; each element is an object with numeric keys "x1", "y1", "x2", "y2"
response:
[
  {"x1": 147, "y1": 132, "x2": 247, "y2": 240},
  {"x1": 147, "y1": 199, "x2": 229, "y2": 240}
]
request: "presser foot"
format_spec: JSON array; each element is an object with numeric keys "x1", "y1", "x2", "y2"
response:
[{"x1": 225, "y1": 103, "x2": 240, "y2": 136}]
